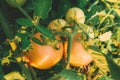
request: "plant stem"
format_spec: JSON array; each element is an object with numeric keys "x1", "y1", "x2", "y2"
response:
[
  {"x1": 65, "y1": 34, "x2": 73, "y2": 69},
  {"x1": 65, "y1": 31, "x2": 77, "y2": 68},
  {"x1": 17, "y1": 6, "x2": 32, "y2": 20},
  {"x1": 0, "y1": 9, "x2": 13, "y2": 39},
  {"x1": 12, "y1": 0, "x2": 32, "y2": 20}
]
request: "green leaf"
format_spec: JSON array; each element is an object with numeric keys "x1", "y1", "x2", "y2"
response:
[
  {"x1": 36, "y1": 25, "x2": 55, "y2": 40},
  {"x1": 86, "y1": 5, "x2": 105, "y2": 20},
  {"x1": 21, "y1": 37, "x2": 31, "y2": 50},
  {"x1": 16, "y1": 18, "x2": 33, "y2": 26},
  {"x1": 104, "y1": 55, "x2": 120, "y2": 80},
  {"x1": 32, "y1": 37, "x2": 43, "y2": 45},
  {"x1": 75, "y1": 0, "x2": 91, "y2": 11},
  {"x1": 0, "y1": 61, "x2": 5, "y2": 80},
  {"x1": 87, "y1": 45, "x2": 101, "y2": 53},
  {"x1": 33, "y1": 0, "x2": 52, "y2": 19},
  {"x1": 52, "y1": 0, "x2": 71, "y2": 18},
  {"x1": 48, "y1": 69, "x2": 86, "y2": 80}
]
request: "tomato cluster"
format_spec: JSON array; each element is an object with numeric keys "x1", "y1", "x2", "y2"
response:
[{"x1": 24, "y1": 7, "x2": 93, "y2": 69}]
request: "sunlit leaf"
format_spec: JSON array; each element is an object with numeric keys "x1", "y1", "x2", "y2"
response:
[
  {"x1": 87, "y1": 48, "x2": 110, "y2": 73},
  {"x1": 105, "y1": 0, "x2": 120, "y2": 3},
  {"x1": 88, "y1": 45, "x2": 120, "y2": 80}
]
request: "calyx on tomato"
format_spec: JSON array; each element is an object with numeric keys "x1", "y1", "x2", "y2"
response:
[{"x1": 24, "y1": 32, "x2": 63, "y2": 69}]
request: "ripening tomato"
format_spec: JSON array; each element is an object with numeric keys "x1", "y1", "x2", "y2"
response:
[
  {"x1": 66, "y1": 7, "x2": 85, "y2": 24},
  {"x1": 6, "y1": 0, "x2": 27, "y2": 8},
  {"x1": 48, "y1": 19, "x2": 68, "y2": 32},
  {"x1": 64, "y1": 34, "x2": 93, "y2": 67},
  {"x1": 24, "y1": 32, "x2": 63, "y2": 69}
]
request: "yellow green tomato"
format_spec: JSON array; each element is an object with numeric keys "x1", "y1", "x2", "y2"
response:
[
  {"x1": 66, "y1": 7, "x2": 85, "y2": 24},
  {"x1": 6, "y1": 0, "x2": 27, "y2": 8}
]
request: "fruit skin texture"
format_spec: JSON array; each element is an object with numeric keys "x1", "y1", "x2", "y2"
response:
[
  {"x1": 66, "y1": 7, "x2": 85, "y2": 24},
  {"x1": 48, "y1": 19, "x2": 67, "y2": 32},
  {"x1": 25, "y1": 32, "x2": 63, "y2": 69},
  {"x1": 6, "y1": 0, "x2": 27, "y2": 8},
  {"x1": 64, "y1": 34, "x2": 93, "y2": 67}
]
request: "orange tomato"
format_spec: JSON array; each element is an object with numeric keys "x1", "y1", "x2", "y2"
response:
[
  {"x1": 64, "y1": 34, "x2": 93, "y2": 67},
  {"x1": 24, "y1": 32, "x2": 63, "y2": 69}
]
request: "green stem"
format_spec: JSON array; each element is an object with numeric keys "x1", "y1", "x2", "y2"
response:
[
  {"x1": 65, "y1": 31, "x2": 77, "y2": 68},
  {"x1": 13, "y1": 0, "x2": 32, "y2": 20},
  {"x1": 12, "y1": 0, "x2": 32, "y2": 20},
  {"x1": 17, "y1": 6, "x2": 32, "y2": 20},
  {"x1": 0, "y1": 9, "x2": 13, "y2": 39},
  {"x1": 66, "y1": 34, "x2": 73, "y2": 67}
]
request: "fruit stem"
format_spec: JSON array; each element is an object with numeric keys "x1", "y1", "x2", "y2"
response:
[
  {"x1": 0, "y1": 9, "x2": 13, "y2": 39},
  {"x1": 65, "y1": 31, "x2": 77, "y2": 69},
  {"x1": 66, "y1": 34, "x2": 73, "y2": 66}
]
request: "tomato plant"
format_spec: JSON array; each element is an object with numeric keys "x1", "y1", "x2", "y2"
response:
[{"x1": 0, "y1": 0, "x2": 120, "y2": 80}]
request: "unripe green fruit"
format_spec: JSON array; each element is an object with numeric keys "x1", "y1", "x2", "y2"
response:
[
  {"x1": 66, "y1": 7, "x2": 85, "y2": 24},
  {"x1": 6, "y1": 0, "x2": 27, "y2": 8}
]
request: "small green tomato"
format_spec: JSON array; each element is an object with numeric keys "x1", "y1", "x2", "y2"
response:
[
  {"x1": 66, "y1": 7, "x2": 85, "y2": 24},
  {"x1": 6, "y1": 0, "x2": 27, "y2": 8},
  {"x1": 48, "y1": 19, "x2": 68, "y2": 32}
]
